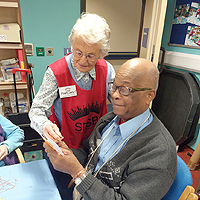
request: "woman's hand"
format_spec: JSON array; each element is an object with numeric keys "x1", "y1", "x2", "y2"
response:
[
  {"x1": 43, "y1": 124, "x2": 64, "y2": 142},
  {"x1": 43, "y1": 141, "x2": 84, "y2": 178},
  {"x1": 0, "y1": 145, "x2": 8, "y2": 161}
]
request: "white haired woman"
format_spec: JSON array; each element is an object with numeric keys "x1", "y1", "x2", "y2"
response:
[{"x1": 29, "y1": 13, "x2": 115, "y2": 200}]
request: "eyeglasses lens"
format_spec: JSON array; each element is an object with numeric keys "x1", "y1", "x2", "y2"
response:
[
  {"x1": 74, "y1": 50, "x2": 96, "y2": 61},
  {"x1": 109, "y1": 83, "x2": 130, "y2": 96},
  {"x1": 119, "y1": 87, "x2": 129, "y2": 95}
]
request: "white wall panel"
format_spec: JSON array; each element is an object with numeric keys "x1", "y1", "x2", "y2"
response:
[{"x1": 161, "y1": 51, "x2": 200, "y2": 73}]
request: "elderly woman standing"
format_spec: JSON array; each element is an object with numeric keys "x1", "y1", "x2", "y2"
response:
[{"x1": 29, "y1": 13, "x2": 115, "y2": 200}]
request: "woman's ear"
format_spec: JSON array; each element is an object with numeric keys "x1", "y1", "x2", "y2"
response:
[{"x1": 99, "y1": 53, "x2": 107, "y2": 60}]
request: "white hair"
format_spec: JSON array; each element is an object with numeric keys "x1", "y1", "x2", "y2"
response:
[{"x1": 68, "y1": 13, "x2": 111, "y2": 58}]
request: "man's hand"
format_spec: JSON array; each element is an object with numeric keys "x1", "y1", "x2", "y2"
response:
[
  {"x1": 43, "y1": 124, "x2": 64, "y2": 142},
  {"x1": 0, "y1": 145, "x2": 8, "y2": 161},
  {"x1": 43, "y1": 141, "x2": 84, "y2": 178}
]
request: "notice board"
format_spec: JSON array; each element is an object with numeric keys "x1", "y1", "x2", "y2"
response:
[{"x1": 169, "y1": 0, "x2": 200, "y2": 48}]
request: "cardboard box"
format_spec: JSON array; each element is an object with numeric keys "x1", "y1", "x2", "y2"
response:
[{"x1": 0, "y1": 23, "x2": 21, "y2": 43}]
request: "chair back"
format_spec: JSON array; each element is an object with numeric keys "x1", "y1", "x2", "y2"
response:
[{"x1": 152, "y1": 68, "x2": 200, "y2": 146}]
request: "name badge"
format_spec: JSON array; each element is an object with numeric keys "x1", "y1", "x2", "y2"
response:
[{"x1": 59, "y1": 85, "x2": 77, "y2": 98}]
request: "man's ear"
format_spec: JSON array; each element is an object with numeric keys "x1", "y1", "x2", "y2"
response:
[{"x1": 146, "y1": 90, "x2": 156, "y2": 105}]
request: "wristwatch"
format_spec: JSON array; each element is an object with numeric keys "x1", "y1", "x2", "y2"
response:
[{"x1": 74, "y1": 172, "x2": 88, "y2": 186}]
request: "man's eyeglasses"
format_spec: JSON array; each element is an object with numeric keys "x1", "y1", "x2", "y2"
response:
[
  {"x1": 73, "y1": 50, "x2": 99, "y2": 62},
  {"x1": 108, "y1": 82, "x2": 152, "y2": 96}
]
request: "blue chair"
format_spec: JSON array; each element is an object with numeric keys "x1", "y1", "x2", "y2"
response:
[{"x1": 162, "y1": 155, "x2": 193, "y2": 200}]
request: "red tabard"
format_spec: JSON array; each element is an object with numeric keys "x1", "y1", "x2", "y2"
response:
[{"x1": 49, "y1": 56, "x2": 108, "y2": 148}]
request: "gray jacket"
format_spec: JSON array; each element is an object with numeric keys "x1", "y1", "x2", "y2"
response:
[{"x1": 73, "y1": 111, "x2": 177, "y2": 200}]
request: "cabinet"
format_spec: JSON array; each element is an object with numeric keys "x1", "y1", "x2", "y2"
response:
[{"x1": 0, "y1": 0, "x2": 30, "y2": 114}]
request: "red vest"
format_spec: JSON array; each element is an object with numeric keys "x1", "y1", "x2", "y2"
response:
[{"x1": 49, "y1": 56, "x2": 108, "y2": 148}]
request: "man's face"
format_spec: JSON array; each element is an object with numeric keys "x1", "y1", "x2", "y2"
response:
[
  {"x1": 71, "y1": 37, "x2": 100, "y2": 73},
  {"x1": 111, "y1": 73, "x2": 152, "y2": 122}
]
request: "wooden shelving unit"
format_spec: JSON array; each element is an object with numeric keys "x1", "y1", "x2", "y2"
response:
[
  {"x1": 0, "y1": 0, "x2": 30, "y2": 113},
  {"x1": 0, "y1": 81, "x2": 28, "y2": 90}
]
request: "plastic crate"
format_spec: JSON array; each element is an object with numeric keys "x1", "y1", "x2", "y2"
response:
[
  {"x1": 1, "y1": 64, "x2": 21, "y2": 82},
  {"x1": 10, "y1": 97, "x2": 28, "y2": 113}
]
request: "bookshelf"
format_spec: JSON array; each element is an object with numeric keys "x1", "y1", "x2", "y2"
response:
[{"x1": 0, "y1": 0, "x2": 30, "y2": 114}]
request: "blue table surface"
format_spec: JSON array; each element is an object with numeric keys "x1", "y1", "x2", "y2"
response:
[{"x1": 0, "y1": 159, "x2": 61, "y2": 200}]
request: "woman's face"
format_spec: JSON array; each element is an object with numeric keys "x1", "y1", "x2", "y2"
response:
[{"x1": 71, "y1": 37, "x2": 100, "y2": 73}]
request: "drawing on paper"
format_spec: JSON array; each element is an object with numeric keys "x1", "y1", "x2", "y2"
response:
[{"x1": 0, "y1": 176, "x2": 17, "y2": 193}]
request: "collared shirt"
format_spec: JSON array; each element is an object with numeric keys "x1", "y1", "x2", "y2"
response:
[
  {"x1": 95, "y1": 108, "x2": 153, "y2": 171},
  {"x1": 29, "y1": 53, "x2": 115, "y2": 135},
  {"x1": 71, "y1": 58, "x2": 96, "y2": 82}
]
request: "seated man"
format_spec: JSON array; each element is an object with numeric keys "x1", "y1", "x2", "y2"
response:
[
  {"x1": 44, "y1": 58, "x2": 177, "y2": 200},
  {"x1": 0, "y1": 114, "x2": 24, "y2": 166}
]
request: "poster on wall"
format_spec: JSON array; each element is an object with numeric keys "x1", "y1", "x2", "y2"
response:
[
  {"x1": 169, "y1": 0, "x2": 200, "y2": 48},
  {"x1": 185, "y1": 26, "x2": 200, "y2": 46}
]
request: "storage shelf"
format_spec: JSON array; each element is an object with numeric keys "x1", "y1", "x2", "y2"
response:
[
  {"x1": 0, "y1": 1, "x2": 18, "y2": 8},
  {"x1": 0, "y1": 0, "x2": 30, "y2": 111},
  {"x1": 0, "y1": 43, "x2": 23, "y2": 49},
  {"x1": 0, "y1": 81, "x2": 27, "y2": 90}
]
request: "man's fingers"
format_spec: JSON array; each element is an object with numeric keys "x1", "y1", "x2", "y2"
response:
[
  {"x1": 43, "y1": 142, "x2": 50, "y2": 152},
  {"x1": 43, "y1": 142, "x2": 54, "y2": 154},
  {"x1": 57, "y1": 140, "x2": 69, "y2": 148},
  {"x1": 60, "y1": 148, "x2": 73, "y2": 155}
]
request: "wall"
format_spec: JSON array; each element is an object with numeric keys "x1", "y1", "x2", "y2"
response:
[
  {"x1": 86, "y1": 0, "x2": 142, "y2": 72},
  {"x1": 161, "y1": 0, "x2": 200, "y2": 150},
  {"x1": 86, "y1": 0, "x2": 142, "y2": 52},
  {"x1": 20, "y1": 0, "x2": 80, "y2": 93},
  {"x1": 20, "y1": 0, "x2": 141, "y2": 89}
]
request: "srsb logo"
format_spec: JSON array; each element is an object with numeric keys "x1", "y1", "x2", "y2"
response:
[{"x1": 75, "y1": 116, "x2": 98, "y2": 131}]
